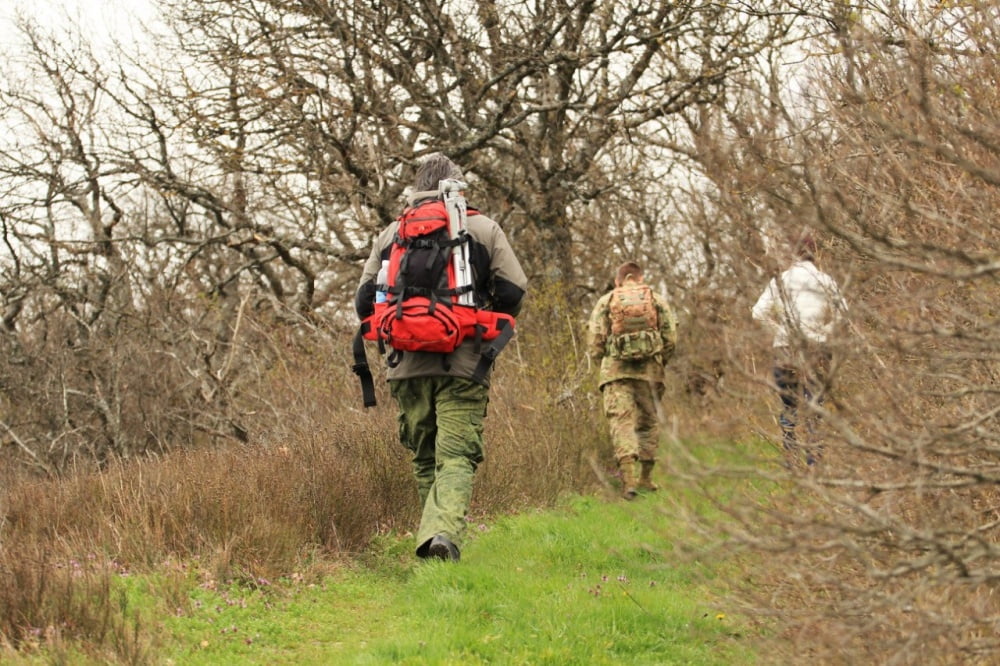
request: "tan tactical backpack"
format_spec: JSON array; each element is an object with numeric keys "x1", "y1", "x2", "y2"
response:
[{"x1": 607, "y1": 282, "x2": 663, "y2": 361}]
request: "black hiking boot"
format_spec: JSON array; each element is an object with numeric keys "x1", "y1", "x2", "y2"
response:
[{"x1": 427, "y1": 534, "x2": 461, "y2": 562}]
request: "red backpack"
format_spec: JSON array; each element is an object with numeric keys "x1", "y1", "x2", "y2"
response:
[{"x1": 352, "y1": 198, "x2": 515, "y2": 407}]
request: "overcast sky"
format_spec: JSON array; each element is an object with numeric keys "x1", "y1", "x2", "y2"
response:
[{"x1": 1, "y1": 0, "x2": 155, "y2": 48}]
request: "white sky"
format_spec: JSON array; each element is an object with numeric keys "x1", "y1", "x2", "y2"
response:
[{"x1": 0, "y1": 0, "x2": 155, "y2": 48}]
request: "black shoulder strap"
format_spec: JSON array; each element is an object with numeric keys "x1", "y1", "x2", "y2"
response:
[
  {"x1": 471, "y1": 318, "x2": 516, "y2": 385},
  {"x1": 352, "y1": 325, "x2": 377, "y2": 408}
]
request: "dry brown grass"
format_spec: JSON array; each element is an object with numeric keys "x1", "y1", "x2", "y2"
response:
[{"x1": 0, "y1": 298, "x2": 610, "y2": 656}]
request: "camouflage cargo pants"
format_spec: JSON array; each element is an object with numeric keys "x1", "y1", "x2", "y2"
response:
[
  {"x1": 601, "y1": 378, "x2": 665, "y2": 463},
  {"x1": 390, "y1": 376, "x2": 488, "y2": 556}
]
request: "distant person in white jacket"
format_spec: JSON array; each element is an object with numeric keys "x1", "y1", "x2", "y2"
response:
[{"x1": 752, "y1": 234, "x2": 848, "y2": 467}]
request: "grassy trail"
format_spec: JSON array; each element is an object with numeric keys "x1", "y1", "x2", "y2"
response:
[{"x1": 158, "y1": 494, "x2": 753, "y2": 665}]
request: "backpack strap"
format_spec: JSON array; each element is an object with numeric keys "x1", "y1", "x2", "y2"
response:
[
  {"x1": 471, "y1": 317, "x2": 515, "y2": 385},
  {"x1": 352, "y1": 325, "x2": 377, "y2": 408}
]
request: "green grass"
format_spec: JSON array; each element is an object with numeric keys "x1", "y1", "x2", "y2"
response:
[
  {"x1": 151, "y1": 493, "x2": 753, "y2": 665},
  {"x1": 0, "y1": 435, "x2": 773, "y2": 666}
]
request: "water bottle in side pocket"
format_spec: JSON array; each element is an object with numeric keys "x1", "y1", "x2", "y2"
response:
[{"x1": 375, "y1": 259, "x2": 389, "y2": 303}]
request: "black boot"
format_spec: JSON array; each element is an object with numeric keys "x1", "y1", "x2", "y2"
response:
[{"x1": 427, "y1": 534, "x2": 461, "y2": 562}]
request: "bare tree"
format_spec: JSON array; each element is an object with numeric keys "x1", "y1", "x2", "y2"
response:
[
  {"x1": 0, "y1": 0, "x2": 818, "y2": 468},
  {"x1": 0, "y1": 21, "x2": 288, "y2": 469},
  {"x1": 664, "y1": 2, "x2": 1000, "y2": 662},
  {"x1": 158, "y1": 0, "x2": 811, "y2": 287}
]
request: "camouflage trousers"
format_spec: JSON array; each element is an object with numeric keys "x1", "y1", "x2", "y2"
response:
[
  {"x1": 390, "y1": 376, "x2": 488, "y2": 556},
  {"x1": 601, "y1": 378, "x2": 665, "y2": 463}
]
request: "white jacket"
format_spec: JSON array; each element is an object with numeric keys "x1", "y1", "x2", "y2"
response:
[{"x1": 751, "y1": 260, "x2": 847, "y2": 347}]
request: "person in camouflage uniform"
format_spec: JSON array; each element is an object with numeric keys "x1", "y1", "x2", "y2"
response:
[
  {"x1": 587, "y1": 261, "x2": 678, "y2": 499},
  {"x1": 355, "y1": 153, "x2": 527, "y2": 561}
]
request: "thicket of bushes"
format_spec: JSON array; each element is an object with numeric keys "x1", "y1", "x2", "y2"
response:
[
  {"x1": 0, "y1": 285, "x2": 617, "y2": 658},
  {"x1": 3, "y1": 2, "x2": 1000, "y2": 664}
]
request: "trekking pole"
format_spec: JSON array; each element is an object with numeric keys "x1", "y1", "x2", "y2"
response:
[{"x1": 440, "y1": 178, "x2": 475, "y2": 306}]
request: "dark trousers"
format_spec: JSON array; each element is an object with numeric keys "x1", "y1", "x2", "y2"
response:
[{"x1": 773, "y1": 347, "x2": 832, "y2": 466}]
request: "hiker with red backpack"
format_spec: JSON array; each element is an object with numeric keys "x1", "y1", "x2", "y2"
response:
[
  {"x1": 353, "y1": 153, "x2": 527, "y2": 562},
  {"x1": 587, "y1": 262, "x2": 678, "y2": 500}
]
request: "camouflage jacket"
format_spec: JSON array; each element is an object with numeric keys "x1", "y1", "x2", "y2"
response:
[{"x1": 586, "y1": 285, "x2": 677, "y2": 389}]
